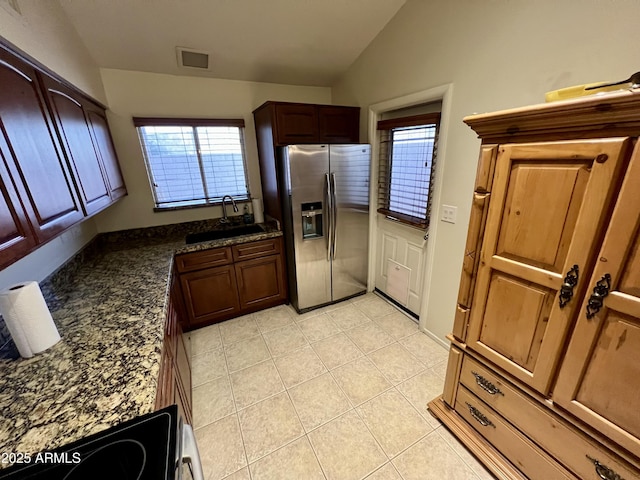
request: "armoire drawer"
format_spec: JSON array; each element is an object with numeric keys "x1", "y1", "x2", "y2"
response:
[
  {"x1": 460, "y1": 356, "x2": 638, "y2": 480},
  {"x1": 455, "y1": 386, "x2": 575, "y2": 480}
]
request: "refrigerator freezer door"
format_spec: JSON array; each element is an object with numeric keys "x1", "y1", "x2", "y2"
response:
[
  {"x1": 287, "y1": 145, "x2": 332, "y2": 309},
  {"x1": 329, "y1": 145, "x2": 371, "y2": 302}
]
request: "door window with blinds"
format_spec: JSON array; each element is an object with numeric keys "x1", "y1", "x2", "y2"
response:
[
  {"x1": 133, "y1": 118, "x2": 250, "y2": 210},
  {"x1": 377, "y1": 112, "x2": 440, "y2": 228}
]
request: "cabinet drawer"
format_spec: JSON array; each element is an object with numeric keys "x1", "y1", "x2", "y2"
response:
[
  {"x1": 460, "y1": 356, "x2": 639, "y2": 480},
  {"x1": 232, "y1": 238, "x2": 281, "y2": 261},
  {"x1": 455, "y1": 387, "x2": 575, "y2": 480},
  {"x1": 175, "y1": 246, "x2": 232, "y2": 272}
]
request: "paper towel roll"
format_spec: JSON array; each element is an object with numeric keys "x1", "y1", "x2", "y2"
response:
[
  {"x1": 252, "y1": 197, "x2": 264, "y2": 224},
  {"x1": 0, "y1": 281, "x2": 60, "y2": 358}
]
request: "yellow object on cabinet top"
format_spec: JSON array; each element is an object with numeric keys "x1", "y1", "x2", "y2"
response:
[{"x1": 545, "y1": 82, "x2": 630, "y2": 102}]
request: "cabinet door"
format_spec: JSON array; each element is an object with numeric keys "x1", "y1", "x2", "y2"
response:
[
  {"x1": 235, "y1": 254, "x2": 286, "y2": 312},
  {"x1": 180, "y1": 264, "x2": 241, "y2": 328},
  {"x1": 318, "y1": 106, "x2": 359, "y2": 143},
  {"x1": 84, "y1": 102, "x2": 127, "y2": 200},
  {"x1": 274, "y1": 104, "x2": 318, "y2": 144},
  {"x1": 0, "y1": 136, "x2": 37, "y2": 267},
  {"x1": 155, "y1": 348, "x2": 174, "y2": 410},
  {"x1": 554, "y1": 144, "x2": 640, "y2": 457},
  {"x1": 466, "y1": 139, "x2": 630, "y2": 394},
  {"x1": 0, "y1": 50, "x2": 83, "y2": 240},
  {"x1": 40, "y1": 76, "x2": 111, "y2": 215}
]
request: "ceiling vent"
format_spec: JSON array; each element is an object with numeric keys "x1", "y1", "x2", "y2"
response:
[{"x1": 176, "y1": 47, "x2": 210, "y2": 70}]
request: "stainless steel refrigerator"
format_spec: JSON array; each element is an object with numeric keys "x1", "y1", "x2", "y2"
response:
[{"x1": 280, "y1": 144, "x2": 371, "y2": 312}]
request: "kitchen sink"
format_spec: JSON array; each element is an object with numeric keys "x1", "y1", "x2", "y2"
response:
[{"x1": 185, "y1": 224, "x2": 264, "y2": 244}]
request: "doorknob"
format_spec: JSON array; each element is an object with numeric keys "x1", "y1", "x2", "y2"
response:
[
  {"x1": 586, "y1": 274, "x2": 611, "y2": 319},
  {"x1": 559, "y1": 264, "x2": 579, "y2": 308}
]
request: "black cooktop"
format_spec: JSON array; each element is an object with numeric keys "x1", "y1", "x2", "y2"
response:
[{"x1": 0, "y1": 405, "x2": 178, "y2": 480}]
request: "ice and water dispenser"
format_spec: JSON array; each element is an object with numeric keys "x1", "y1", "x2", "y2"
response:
[{"x1": 301, "y1": 202, "x2": 323, "y2": 239}]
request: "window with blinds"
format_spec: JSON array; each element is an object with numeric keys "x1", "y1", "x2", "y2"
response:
[
  {"x1": 377, "y1": 112, "x2": 440, "y2": 228},
  {"x1": 133, "y1": 118, "x2": 249, "y2": 210}
]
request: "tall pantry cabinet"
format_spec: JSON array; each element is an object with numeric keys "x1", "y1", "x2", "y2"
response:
[{"x1": 429, "y1": 90, "x2": 640, "y2": 480}]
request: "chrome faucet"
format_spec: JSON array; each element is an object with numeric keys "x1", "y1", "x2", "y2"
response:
[{"x1": 221, "y1": 195, "x2": 239, "y2": 224}]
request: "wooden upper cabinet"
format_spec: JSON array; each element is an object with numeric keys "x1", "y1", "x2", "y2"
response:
[
  {"x1": 0, "y1": 135, "x2": 37, "y2": 267},
  {"x1": 318, "y1": 106, "x2": 360, "y2": 143},
  {"x1": 0, "y1": 50, "x2": 83, "y2": 242},
  {"x1": 40, "y1": 76, "x2": 111, "y2": 215},
  {"x1": 274, "y1": 104, "x2": 360, "y2": 144},
  {"x1": 554, "y1": 143, "x2": 640, "y2": 457},
  {"x1": 274, "y1": 103, "x2": 319, "y2": 144},
  {"x1": 41, "y1": 75, "x2": 127, "y2": 212},
  {"x1": 0, "y1": 44, "x2": 126, "y2": 268},
  {"x1": 466, "y1": 138, "x2": 630, "y2": 395},
  {"x1": 253, "y1": 101, "x2": 360, "y2": 223},
  {"x1": 84, "y1": 102, "x2": 126, "y2": 200},
  {"x1": 260, "y1": 101, "x2": 360, "y2": 146}
]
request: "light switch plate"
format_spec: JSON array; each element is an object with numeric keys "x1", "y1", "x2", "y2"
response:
[{"x1": 441, "y1": 204, "x2": 457, "y2": 224}]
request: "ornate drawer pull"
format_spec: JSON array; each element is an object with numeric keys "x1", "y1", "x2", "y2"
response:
[
  {"x1": 559, "y1": 264, "x2": 579, "y2": 308},
  {"x1": 471, "y1": 371, "x2": 504, "y2": 396},
  {"x1": 465, "y1": 402, "x2": 496, "y2": 428},
  {"x1": 586, "y1": 274, "x2": 611, "y2": 319},
  {"x1": 586, "y1": 455, "x2": 625, "y2": 480}
]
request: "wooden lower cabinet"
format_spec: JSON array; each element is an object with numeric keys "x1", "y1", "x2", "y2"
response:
[
  {"x1": 429, "y1": 91, "x2": 640, "y2": 480},
  {"x1": 156, "y1": 272, "x2": 192, "y2": 424},
  {"x1": 235, "y1": 255, "x2": 286, "y2": 311},
  {"x1": 176, "y1": 236, "x2": 287, "y2": 330},
  {"x1": 180, "y1": 264, "x2": 241, "y2": 327}
]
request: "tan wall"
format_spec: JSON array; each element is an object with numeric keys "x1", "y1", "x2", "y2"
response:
[
  {"x1": 94, "y1": 69, "x2": 331, "y2": 232},
  {"x1": 332, "y1": 0, "x2": 639, "y2": 342}
]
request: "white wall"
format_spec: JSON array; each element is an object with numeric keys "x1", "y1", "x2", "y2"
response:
[
  {"x1": 0, "y1": 0, "x2": 106, "y2": 102},
  {"x1": 332, "y1": 0, "x2": 639, "y2": 342},
  {"x1": 94, "y1": 69, "x2": 332, "y2": 232},
  {"x1": 0, "y1": 0, "x2": 105, "y2": 288}
]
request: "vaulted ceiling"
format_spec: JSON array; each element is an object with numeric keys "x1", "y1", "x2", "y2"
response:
[{"x1": 58, "y1": 0, "x2": 406, "y2": 86}]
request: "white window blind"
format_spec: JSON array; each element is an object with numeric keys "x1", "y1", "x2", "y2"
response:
[
  {"x1": 133, "y1": 118, "x2": 249, "y2": 210},
  {"x1": 377, "y1": 113, "x2": 440, "y2": 228}
]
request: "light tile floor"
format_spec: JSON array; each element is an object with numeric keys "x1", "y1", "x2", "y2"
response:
[{"x1": 188, "y1": 293, "x2": 496, "y2": 480}]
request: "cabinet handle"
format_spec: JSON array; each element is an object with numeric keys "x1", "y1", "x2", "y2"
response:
[
  {"x1": 559, "y1": 264, "x2": 579, "y2": 308},
  {"x1": 586, "y1": 274, "x2": 611, "y2": 319},
  {"x1": 471, "y1": 371, "x2": 504, "y2": 396},
  {"x1": 586, "y1": 455, "x2": 625, "y2": 480},
  {"x1": 465, "y1": 402, "x2": 496, "y2": 428}
]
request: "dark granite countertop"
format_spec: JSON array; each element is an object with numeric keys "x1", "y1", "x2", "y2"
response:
[{"x1": 0, "y1": 219, "x2": 281, "y2": 459}]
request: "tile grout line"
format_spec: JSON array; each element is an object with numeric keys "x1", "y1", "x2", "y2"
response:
[
  {"x1": 243, "y1": 317, "x2": 328, "y2": 479},
  {"x1": 192, "y1": 298, "x2": 442, "y2": 480},
  {"x1": 223, "y1": 324, "x2": 253, "y2": 479}
]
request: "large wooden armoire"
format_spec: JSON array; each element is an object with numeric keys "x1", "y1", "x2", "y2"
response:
[{"x1": 428, "y1": 90, "x2": 640, "y2": 480}]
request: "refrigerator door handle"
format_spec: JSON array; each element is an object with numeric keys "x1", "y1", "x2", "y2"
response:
[
  {"x1": 325, "y1": 172, "x2": 332, "y2": 261},
  {"x1": 330, "y1": 172, "x2": 338, "y2": 260}
]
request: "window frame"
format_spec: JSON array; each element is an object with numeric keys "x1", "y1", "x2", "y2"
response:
[
  {"x1": 133, "y1": 117, "x2": 250, "y2": 212},
  {"x1": 376, "y1": 112, "x2": 441, "y2": 229}
]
